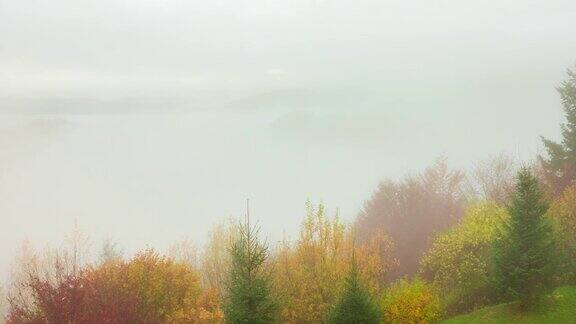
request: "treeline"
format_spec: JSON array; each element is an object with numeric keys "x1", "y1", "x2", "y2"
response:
[
  {"x1": 4, "y1": 203, "x2": 397, "y2": 323},
  {"x1": 3, "y1": 66, "x2": 576, "y2": 323}
]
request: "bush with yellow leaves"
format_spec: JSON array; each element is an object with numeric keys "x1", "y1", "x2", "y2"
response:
[{"x1": 381, "y1": 278, "x2": 441, "y2": 324}]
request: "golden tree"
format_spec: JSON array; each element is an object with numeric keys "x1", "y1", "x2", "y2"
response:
[{"x1": 274, "y1": 201, "x2": 396, "y2": 323}]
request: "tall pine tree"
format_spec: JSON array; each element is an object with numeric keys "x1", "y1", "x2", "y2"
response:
[
  {"x1": 541, "y1": 67, "x2": 576, "y2": 196},
  {"x1": 329, "y1": 258, "x2": 381, "y2": 324},
  {"x1": 223, "y1": 214, "x2": 277, "y2": 324},
  {"x1": 492, "y1": 168, "x2": 556, "y2": 308}
]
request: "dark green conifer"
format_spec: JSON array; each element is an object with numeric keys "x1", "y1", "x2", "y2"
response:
[
  {"x1": 223, "y1": 215, "x2": 277, "y2": 324},
  {"x1": 493, "y1": 168, "x2": 556, "y2": 308},
  {"x1": 541, "y1": 67, "x2": 576, "y2": 195},
  {"x1": 329, "y1": 258, "x2": 381, "y2": 324}
]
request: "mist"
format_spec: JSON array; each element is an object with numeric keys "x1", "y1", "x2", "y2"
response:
[{"x1": 1, "y1": 0, "x2": 575, "y2": 280}]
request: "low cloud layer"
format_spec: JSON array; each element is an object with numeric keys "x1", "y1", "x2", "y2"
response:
[{"x1": 0, "y1": 0, "x2": 575, "y2": 276}]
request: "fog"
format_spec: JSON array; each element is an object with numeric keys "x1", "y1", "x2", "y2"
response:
[{"x1": 1, "y1": 0, "x2": 575, "y2": 275}]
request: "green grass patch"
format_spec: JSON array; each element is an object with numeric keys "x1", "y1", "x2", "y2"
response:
[{"x1": 443, "y1": 286, "x2": 576, "y2": 324}]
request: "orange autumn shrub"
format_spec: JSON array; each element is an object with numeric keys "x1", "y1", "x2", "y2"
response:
[{"x1": 7, "y1": 249, "x2": 223, "y2": 324}]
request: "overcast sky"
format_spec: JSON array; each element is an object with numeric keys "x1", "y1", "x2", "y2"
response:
[{"x1": 0, "y1": 0, "x2": 575, "y2": 275}]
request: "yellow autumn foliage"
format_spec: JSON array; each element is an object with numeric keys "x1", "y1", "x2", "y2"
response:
[
  {"x1": 125, "y1": 249, "x2": 223, "y2": 323},
  {"x1": 381, "y1": 278, "x2": 441, "y2": 324},
  {"x1": 273, "y1": 201, "x2": 396, "y2": 323},
  {"x1": 420, "y1": 202, "x2": 508, "y2": 314},
  {"x1": 547, "y1": 184, "x2": 576, "y2": 283}
]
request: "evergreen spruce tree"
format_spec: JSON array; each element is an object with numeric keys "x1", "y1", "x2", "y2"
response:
[
  {"x1": 541, "y1": 67, "x2": 576, "y2": 195},
  {"x1": 492, "y1": 168, "x2": 556, "y2": 309},
  {"x1": 223, "y1": 215, "x2": 277, "y2": 324},
  {"x1": 329, "y1": 258, "x2": 381, "y2": 324}
]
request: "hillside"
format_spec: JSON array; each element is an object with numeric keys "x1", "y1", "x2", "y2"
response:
[{"x1": 444, "y1": 286, "x2": 576, "y2": 324}]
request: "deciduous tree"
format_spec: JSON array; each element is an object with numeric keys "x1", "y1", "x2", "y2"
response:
[
  {"x1": 274, "y1": 202, "x2": 395, "y2": 323},
  {"x1": 381, "y1": 278, "x2": 441, "y2": 324},
  {"x1": 201, "y1": 220, "x2": 238, "y2": 299},
  {"x1": 356, "y1": 158, "x2": 465, "y2": 279},
  {"x1": 465, "y1": 154, "x2": 516, "y2": 205},
  {"x1": 421, "y1": 202, "x2": 508, "y2": 314},
  {"x1": 547, "y1": 184, "x2": 576, "y2": 283}
]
